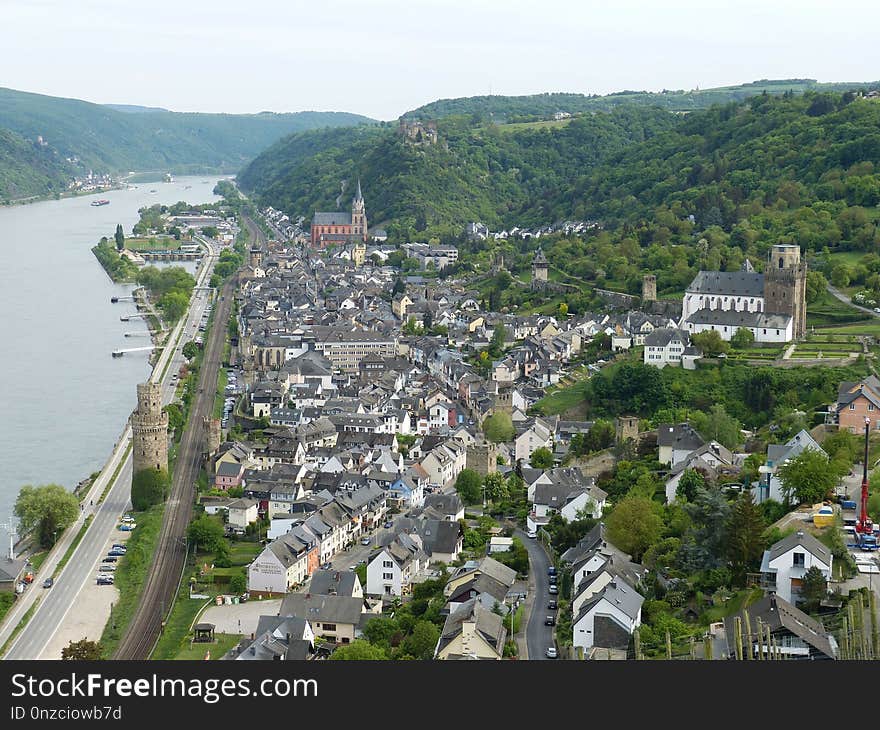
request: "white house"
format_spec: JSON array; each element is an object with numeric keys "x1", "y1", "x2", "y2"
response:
[
  {"x1": 643, "y1": 328, "x2": 690, "y2": 368},
  {"x1": 366, "y1": 534, "x2": 425, "y2": 598},
  {"x1": 657, "y1": 423, "x2": 706, "y2": 467},
  {"x1": 760, "y1": 530, "x2": 833, "y2": 605},
  {"x1": 515, "y1": 420, "x2": 554, "y2": 464},
  {"x1": 572, "y1": 578, "x2": 643, "y2": 655},
  {"x1": 247, "y1": 529, "x2": 317, "y2": 596},
  {"x1": 420, "y1": 440, "x2": 467, "y2": 488},
  {"x1": 227, "y1": 499, "x2": 259, "y2": 529},
  {"x1": 756, "y1": 429, "x2": 828, "y2": 504}
]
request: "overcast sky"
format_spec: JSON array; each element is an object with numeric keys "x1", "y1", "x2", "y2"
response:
[{"x1": 1, "y1": 0, "x2": 878, "y2": 120}]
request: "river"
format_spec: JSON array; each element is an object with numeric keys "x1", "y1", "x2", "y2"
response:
[{"x1": 0, "y1": 176, "x2": 226, "y2": 550}]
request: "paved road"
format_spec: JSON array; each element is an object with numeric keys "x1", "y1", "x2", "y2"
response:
[
  {"x1": 2, "y1": 241, "x2": 219, "y2": 659},
  {"x1": 515, "y1": 528, "x2": 555, "y2": 660},
  {"x1": 827, "y1": 284, "x2": 880, "y2": 318}
]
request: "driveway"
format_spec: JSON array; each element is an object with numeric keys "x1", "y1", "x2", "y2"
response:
[
  {"x1": 515, "y1": 528, "x2": 556, "y2": 660},
  {"x1": 827, "y1": 284, "x2": 880, "y2": 318}
]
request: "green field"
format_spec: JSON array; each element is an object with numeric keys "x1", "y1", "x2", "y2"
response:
[
  {"x1": 531, "y1": 379, "x2": 590, "y2": 417},
  {"x1": 807, "y1": 289, "x2": 867, "y2": 327},
  {"x1": 817, "y1": 320, "x2": 880, "y2": 337},
  {"x1": 124, "y1": 236, "x2": 180, "y2": 251},
  {"x1": 496, "y1": 118, "x2": 575, "y2": 134},
  {"x1": 172, "y1": 633, "x2": 240, "y2": 660}
]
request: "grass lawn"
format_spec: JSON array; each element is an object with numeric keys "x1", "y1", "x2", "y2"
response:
[
  {"x1": 817, "y1": 320, "x2": 880, "y2": 337},
  {"x1": 807, "y1": 289, "x2": 867, "y2": 327},
  {"x1": 173, "y1": 633, "x2": 241, "y2": 660},
  {"x1": 700, "y1": 587, "x2": 764, "y2": 624},
  {"x1": 150, "y1": 585, "x2": 214, "y2": 660},
  {"x1": 495, "y1": 118, "x2": 574, "y2": 134},
  {"x1": 124, "y1": 236, "x2": 179, "y2": 251},
  {"x1": 213, "y1": 368, "x2": 228, "y2": 420},
  {"x1": 228, "y1": 541, "x2": 262, "y2": 565},
  {"x1": 531, "y1": 379, "x2": 590, "y2": 417},
  {"x1": 28, "y1": 551, "x2": 48, "y2": 573},
  {"x1": 98, "y1": 504, "x2": 165, "y2": 658}
]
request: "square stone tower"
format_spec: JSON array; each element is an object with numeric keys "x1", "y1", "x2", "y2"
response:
[
  {"x1": 642, "y1": 274, "x2": 657, "y2": 302},
  {"x1": 763, "y1": 244, "x2": 807, "y2": 339}
]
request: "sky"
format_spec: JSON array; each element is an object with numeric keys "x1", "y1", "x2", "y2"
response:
[{"x1": 1, "y1": 0, "x2": 879, "y2": 120}]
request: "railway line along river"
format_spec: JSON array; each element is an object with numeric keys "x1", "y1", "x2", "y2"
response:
[{"x1": 0, "y1": 176, "x2": 224, "y2": 551}]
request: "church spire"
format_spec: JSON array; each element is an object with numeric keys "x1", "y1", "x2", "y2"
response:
[{"x1": 355, "y1": 177, "x2": 363, "y2": 202}]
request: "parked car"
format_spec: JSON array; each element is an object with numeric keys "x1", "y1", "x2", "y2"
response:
[
  {"x1": 545, "y1": 615, "x2": 556, "y2": 626},
  {"x1": 548, "y1": 566, "x2": 557, "y2": 576},
  {"x1": 548, "y1": 600, "x2": 557, "y2": 610},
  {"x1": 117, "y1": 523, "x2": 136, "y2": 531},
  {"x1": 360, "y1": 536, "x2": 372, "y2": 545},
  {"x1": 111, "y1": 544, "x2": 126, "y2": 551},
  {"x1": 545, "y1": 646, "x2": 558, "y2": 659},
  {"x1": 383, "y1": 521, "x2": 393, "y2": 529},
  {"x1": 100, "y1": 564, "x2": 118, "y2": 572},
  {"x1": 320, "y1": 562, "x2": 332, "y2": 571},
  {"x1": 102, "y1": 556, "x2": 118, "y2": 563},
  {"x1": 96, "y1": 576, "x2": 114, "y2": 586},
  {"x1": 548, "y1": 585, "x2": 558, "y2": 594},
  {"x1": 549, "y1": 574, "x2": 557, "y2": 585},
  {"x1": 108, "y1": 548, "x2": 126, "y2": 557},
  {"x1": 42, "y1": 578, "x2": 53, "y2": 589},
  {"x1": 527, "y1": 530, "x2": 537, "y2": 539}
]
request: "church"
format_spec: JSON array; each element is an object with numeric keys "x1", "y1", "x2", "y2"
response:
[
  {"x1": 310, "y1": 179, "x2": 368, "y2": 249},
  {"x1": 679, "y1": 244, "x2": 807, "y2": 344}
]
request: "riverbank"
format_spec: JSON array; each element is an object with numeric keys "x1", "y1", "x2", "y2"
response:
[{"x1": 1, "y1": 183, "x2": 127, "y2": 208}]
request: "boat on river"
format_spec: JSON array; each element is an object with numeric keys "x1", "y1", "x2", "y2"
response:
[{"x1": 91, "y1": 199, "x2": 110, "y2": 206}]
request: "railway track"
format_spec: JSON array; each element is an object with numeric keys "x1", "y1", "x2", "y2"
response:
[{"x1": 113, "y1": 274, "x2": 238, "y2": 659}]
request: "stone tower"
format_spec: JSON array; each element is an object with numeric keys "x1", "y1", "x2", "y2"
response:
[
  {"x1": 249, "y1": 245, "x2": 263, "y2": 269},
  {"x1": 131, "y1": 381, "x2": 168, "y2": 475},
  {"x1": 615, "y1": 415, "x2": 639, "y2": 445},
  {"x1": 763, "y1": 244, "x2": 807, "y2": 339},
  {"x1": 351, "y1": 179, "x2": 368, "y2": 240},
  {"x1": 642, "y1": 274, "x2": 657, "y2": 303},
  {"x1": 467, "y1": 439, "x2": 499, "y2": 478},
  {"x1": 352, "y1": 241, "x2": 366, "y2": 267},
  {"x1": 532, "y1": 248, "x2": 548, "y2": 283}
]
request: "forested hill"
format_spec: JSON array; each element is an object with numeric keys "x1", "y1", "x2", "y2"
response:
[
  {"x1": 401, "y1": 79, "x2": 876, "y2": 122},
  {"x1": 0, "y1": 126, "x2": 72, "y2": 201},
  {"x1": 238, "y1": 106, "x2": 679, "y2": 235},
  {"x1": 0, "y1": 87, "x2": 374, "y2": 177}
]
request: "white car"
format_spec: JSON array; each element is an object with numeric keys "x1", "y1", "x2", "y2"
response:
[
  {"x1": 546, "y1": 647, "x2": 558, "y2": 659},
  {"x1": 527, "y1": 530, "x2": 537, "y2": 539}
]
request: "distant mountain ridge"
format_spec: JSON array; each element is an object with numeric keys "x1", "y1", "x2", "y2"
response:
[
  {"x1": 401, "y1": 79, "x2": 877, "y2": 122},
  {"x1": 0, "y1": 87, "x2": 375, "y2": 195}
]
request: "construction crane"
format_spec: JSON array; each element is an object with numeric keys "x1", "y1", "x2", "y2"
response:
[{"x1": 855, "y1": 416, "x2": 878, "y2": 550}]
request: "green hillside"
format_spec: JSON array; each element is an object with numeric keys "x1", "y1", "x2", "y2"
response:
[
  {"x1": 0, "y1": 87, "x2": 374, "y2": 176},
  {"x1": 402, "y1": 79, "x2": 877, "y2": 122},
  {"x1": 0, "y1": 126, "x2": 72, "y2": 201},
  {"x1": 241, "y1": 88, "x2": 880, "y2": 317},
  {"x1": 238, "y1": 106, "x2": 678, "y2": 237}
]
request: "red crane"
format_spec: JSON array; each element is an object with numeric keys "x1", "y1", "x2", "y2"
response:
[{"x1": 855, "y1": 416, "x2": 877, "y2": 549}]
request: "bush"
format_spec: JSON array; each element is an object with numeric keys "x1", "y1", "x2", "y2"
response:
[{"x1": 130, "y1": 468, "x2": 170, "y2": 511}]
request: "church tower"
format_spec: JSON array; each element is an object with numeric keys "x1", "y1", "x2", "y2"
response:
[
  {"x1": 763, "y1": 244, "x2": 807, "y2": 339},
  {"x1": 532, "y1": 247, "x2": 548, "y2": 283},
  {"x1": 130, "y1": 381, "x2": 168, "y2": 475},
  {"x1": 351, "y1": 178, "x2": 367, "y2": 241}
]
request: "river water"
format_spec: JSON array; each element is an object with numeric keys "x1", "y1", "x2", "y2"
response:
[{"x1": 0, "y1": 176, "x2": 225, "y2": 548}]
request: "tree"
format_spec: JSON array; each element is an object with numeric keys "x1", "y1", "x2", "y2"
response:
[
  {"x1": 725, "y1": 491, "x2": 766, "y2": 585},
  {"x1": 800, "y1": 565, "x2": 827, "y2": 610},
  {"x1": 831, "y1": 264, "x2": 851, "y2": 288},
  {"x1": 114, "y1": 224, "x2": 125, "y2": 252},
  {"x1": 391, "y1": 277, "x2": 405, "y2": 295},
  {"x1": 776, "y1": 448, "x2": 839, "y2": 505},
  {"x1": 690, "y1": 329, "x2": 730, "y2": 357},
  {"x1": 605, "y1": 494, "x2": 664, "y2": 562},
  {"x1": 483, "y1": 471, "x2": 509, "y2": 503},
  {"x1": 182, "y1": 341, "x2": 200, "y2": 360},
  {"x1": 455, "y1": 469, "x2": 483, "y2": 505},
  {"x1": 730, "y1": 327, "x2": 755, "y2": 349},
  {"x1": 131, "y1": 468, "x2": 170, "y2": 511},
  {"x1": 228, "y1": 571, "x2": 247, "y2": 594},
  {"x1": 329, "y1": 639, "x2": 388, "y2": 660},
  {"x1": 529, "y1": 447, "x2": 554, "y2": 469},
  {"x1": 61, "y1": 638, "x2": 103, "y2": 660},
  {"x1": 14, "y1": 484, "x2": 80, "y2": 548},
  {"x1": 187, "y1": 515, "x2": 225, "y2": 553},
  {"x1": 158, "y1": 290, "x2": 189, "y2": 323},
  {"x1": 490, "y1": 324, "x2": 507, "y2": 357},
  {"x1": 482, "y1": 411, "x2": 515, "y2": 443},
  {"x1": 675, "y1": 469, "x2": 706, "y2": 503},
  {"x1": 400, "y1": 620, "x2": 440, "y2": 660},
  {"x1": 805, "y1": 271, "x2": 828, "y2": 304},
  {"x1": 558, "y1": 302, "x2": 568, "y2": 317},
  {"x1": 690, "y1": 404, "x2": 742, "y2": 450},
  {"x1": 163, "y1": 403, "x2": 184, "y2": 435}
]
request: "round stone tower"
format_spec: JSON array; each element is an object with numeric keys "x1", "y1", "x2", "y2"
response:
[{"x1": 130, "y1": 381, "x2": 168, "y2": 475}]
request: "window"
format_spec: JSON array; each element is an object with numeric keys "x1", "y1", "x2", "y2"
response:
[
  {"x1": 322, "y1": 623, "x2": 336, "y2": 632},
  {"x1": 383, "y1": 572, "x2": 394, "y2": 580},
  {"x1": 851, "y1": 403, "x2": 856, "y2": 411},
  {"x1": 793, "y1": 552, "x2": 805, "y2": 567},
  {"x1": 870, "y1": 404, "x2": 875, "y2": 412}
]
